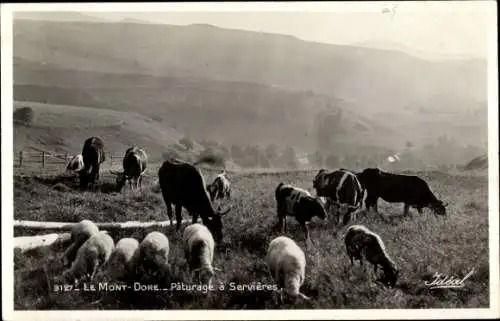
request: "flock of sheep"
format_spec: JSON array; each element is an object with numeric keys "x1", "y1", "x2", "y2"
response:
[{"x1": 56, "y1": 137, "x2": 448, "y2": 304}]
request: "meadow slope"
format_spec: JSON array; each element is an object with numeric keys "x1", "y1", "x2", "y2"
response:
[
  {"x1": 13, "y1": 168, "x2": 489, "y2": 309},
  {"x1": 13, "y1": 101, "x2": 207, "y2": 163}
]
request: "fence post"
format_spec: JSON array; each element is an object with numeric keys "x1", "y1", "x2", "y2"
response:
[
  {"x1": 19, "y1": 150, "x2": 23, "y2": 167},
  {"x1": 42, "y1": 151, "x2": 45, "y2": 168},
  {"x1": 110, "y1": 156, "x2": 113, "y2": 168}
]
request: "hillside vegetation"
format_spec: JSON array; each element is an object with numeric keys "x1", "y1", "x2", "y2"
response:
[{"x1": 13, "y1": 169, "x2": 489, "y2": 309}]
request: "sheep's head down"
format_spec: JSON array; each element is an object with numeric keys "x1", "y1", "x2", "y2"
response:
[{"x1": 378, "y1": 265, "x2": 399, "y2": 288}]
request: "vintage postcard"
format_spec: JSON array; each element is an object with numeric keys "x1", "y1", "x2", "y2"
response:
[{"x1": 1, "y1": 1, "x2": 498, "y2": 320}]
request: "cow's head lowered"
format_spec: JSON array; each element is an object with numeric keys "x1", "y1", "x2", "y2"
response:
[
  {"x1": 313, "y1": 169, "x2": 329, "y2": 196},
  {"x1": 430, "y1": 199, "x2": 448, "y2": 216},
  {"x1": 301, "y1": 195, "x2": 328, "y2": 221},
  {"x1": 110, "y1": 170, "x2": 128, "y2": 192},
  {"x1": 203, "y1": 206, "x2": 231, "y2": 243}
]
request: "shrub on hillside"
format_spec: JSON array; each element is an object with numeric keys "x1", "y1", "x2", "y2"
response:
[
  {"x1": 13, "y1": 106, "x2": 35, "y2": 126},
  {"x1": 179, "y1": 136, "x2": 195, "y2": 150},
  {"x1": 163, "y1": 148, "x2": 181, "y2": 161}
]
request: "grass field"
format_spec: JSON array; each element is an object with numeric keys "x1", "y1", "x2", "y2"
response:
[{"x1": 13, "y1": 167, "x2": 489, "y2": 310}]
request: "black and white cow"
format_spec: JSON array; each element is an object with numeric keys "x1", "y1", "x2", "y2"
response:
[
  {"x1": 356, "y1": 167, "x2": 447, "y2": 216},
  {"x1": 158, "y1": 156, "x2": 231, "y2": 243},
  {"x1": 111, "y1": 146, "x2": 148, "y2": 192},
  {"x1": 79, "y1": 137, "x2": 106, "y2": 189},
  {"x1": 206, "y1": 170, "x2": 231, "y2": 202},
  {"x1": 313, "y1": 168, "x2": 364, "y2": 226},
  {"x1": 275, "y1": 182, "x2": 327, "y2": 241},
  {"x1": 66, "y1": 154, "x2": 84, "y2": 173}
]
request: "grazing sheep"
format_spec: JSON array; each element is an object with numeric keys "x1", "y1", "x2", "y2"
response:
[
  {"x1": 138, "y1": 231, "x2": 170, "y2": 278},
  {"x1": 266, "y1": 236, "x2": 310, "y2": 302},
  {"x1": 61, "y1": 231, "x2": 115, "y2": 284},
  {"x1": 344, "y1": 225, "x2": 399, "y2": 287},
  {"x1": 183, "y1": 223, "x2": 219, "y2": 286},
  {"x1": 106, "y1": 238, "x2": 140, "y2": 281},
  {"x1": 62, "y1": 219, "x2": 100, "y2": 267}
]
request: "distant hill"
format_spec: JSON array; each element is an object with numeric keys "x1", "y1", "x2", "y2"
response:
[
  {"x1": 13, "y1": 12, "x2": 111, "y2": 23},
  {"x1": 464, "y1": 154, "x2": 488, "y2": 171},
  {"x1": 13, "y1": 19, "x2": 487, "y2": 115},
  {"x1": 12, "y1": 18, "x2": 488, "y2": 166},
  {"x1": 350, "y1": 40, "x2": 483, "y2": 61}
]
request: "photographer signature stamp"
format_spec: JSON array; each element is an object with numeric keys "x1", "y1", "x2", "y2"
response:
[{"x1": 424, "y1": 268, "x2": 475, "y2": 289}]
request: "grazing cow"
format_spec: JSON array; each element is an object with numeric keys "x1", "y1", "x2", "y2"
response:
[
  {"x1": 206, "y1": 170, "x2": 231, "y2": 202},
  {"x1": 158, "y1": 157, "x2": 231, "y2": 243},
  {"x1": 356, "y1": 167, "x2": 447, "y2": 216},
  {"x1": 275, "y1": 183, "x2": 327, "y2": 242},
  {"x1": 110, "y1": 146, "x2": 148, "y2": 192},
  {"x1": 313, "y1": 168, "x2": 364, "y2": 226},
  {"x1": 66, "y1": 154, "x2": 84, "y2": 173},
  {"x1": 79, "y1": 137, "x2": 106, "y2": 189}
]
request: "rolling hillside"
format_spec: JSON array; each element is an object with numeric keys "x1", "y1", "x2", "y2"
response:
[
  {"x1": 12, "y1": 17, "x2": 488, "y2": 165},
  {"x1": 13, "y1": 19, "x2": 487, "y2": 115},
  {"x1": 13, "y1": 101, "x2": 208, "y2": 164},
  {"x1": 13, "y1": 60, "x2": 398, "y2": 154}
]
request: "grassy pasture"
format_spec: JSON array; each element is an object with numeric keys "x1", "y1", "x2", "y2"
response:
[{"x1": 13, "y1": 168, "x2": 489, "y2": 310}]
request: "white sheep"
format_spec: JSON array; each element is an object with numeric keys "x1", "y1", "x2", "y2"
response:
[
  {"x1": 60, "y1": 231, "x2": 115, "y2": 284},
  {"x1": 62, "y1": 219, "x2": 100, "y2": 267},
  {"x1": 182, "y1": 223, "x2": 220, "y2": 286},
  {"x1": 344, "y1": 225, "x2": 399, "y2": 287},
  {"x1": 266, "y1": 236, "x2": 310, "y2": 302},
  {"x1": 137, "y1": 231, "x2": 170, "y2": 278},
  {"x1": 106, "y1": 237, "x2": 140, "y2": 281}
]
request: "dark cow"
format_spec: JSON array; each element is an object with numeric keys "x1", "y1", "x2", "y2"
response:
[
  {"x1": 111, "y1": 146, "x2": 148, "y2": 192},
  {"x1": 275, "y1": 183, "x2": 327, "y2": 242},
  {"x1": 79, "y1": 137, "x2": 106, "y2": 189},
  {"x1": 158, "y1": 157, "x2": 231, "y2": 243},
  {"x1": 206, "y1": 170, "x2": 231, "y2": 202},
  {"x1": 313, "y1": 168, "x2": 364, "y2": 226},
  {"x1": 356, "y1": 167, "x2": 447, "y2": 216}
]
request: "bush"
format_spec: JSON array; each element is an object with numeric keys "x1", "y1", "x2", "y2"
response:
[
  {"x1": 14, "y1": 107, "x2": 35, "y2": 126},
  {"x1": 179, "y1": 136, "x2": 195, "y2": 150},
  {"x1": 162, "y1": 148, "x2": 181, "y2": 161}
]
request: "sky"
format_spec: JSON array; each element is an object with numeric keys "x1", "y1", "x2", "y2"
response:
[{"x1": 8, "y1": 1, "x2": 496, "y2": 59}]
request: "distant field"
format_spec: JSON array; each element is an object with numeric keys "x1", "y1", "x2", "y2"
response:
[{"x1": 13, "y1": 168, "x2": 489, "y2": 309}]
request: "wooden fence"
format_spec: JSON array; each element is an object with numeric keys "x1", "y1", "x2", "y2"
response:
[{"x1": 14, "y1": 150, "x2": 125, "y2": 170}]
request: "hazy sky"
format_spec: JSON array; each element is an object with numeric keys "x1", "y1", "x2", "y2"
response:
[{"x1": 10, "y1": 1, "x2": 495, "y2": 59}]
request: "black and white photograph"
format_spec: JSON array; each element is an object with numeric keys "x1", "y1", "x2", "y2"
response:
[{"x1": 1, "y1": 1, "x2": 498, "y2": 319}]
